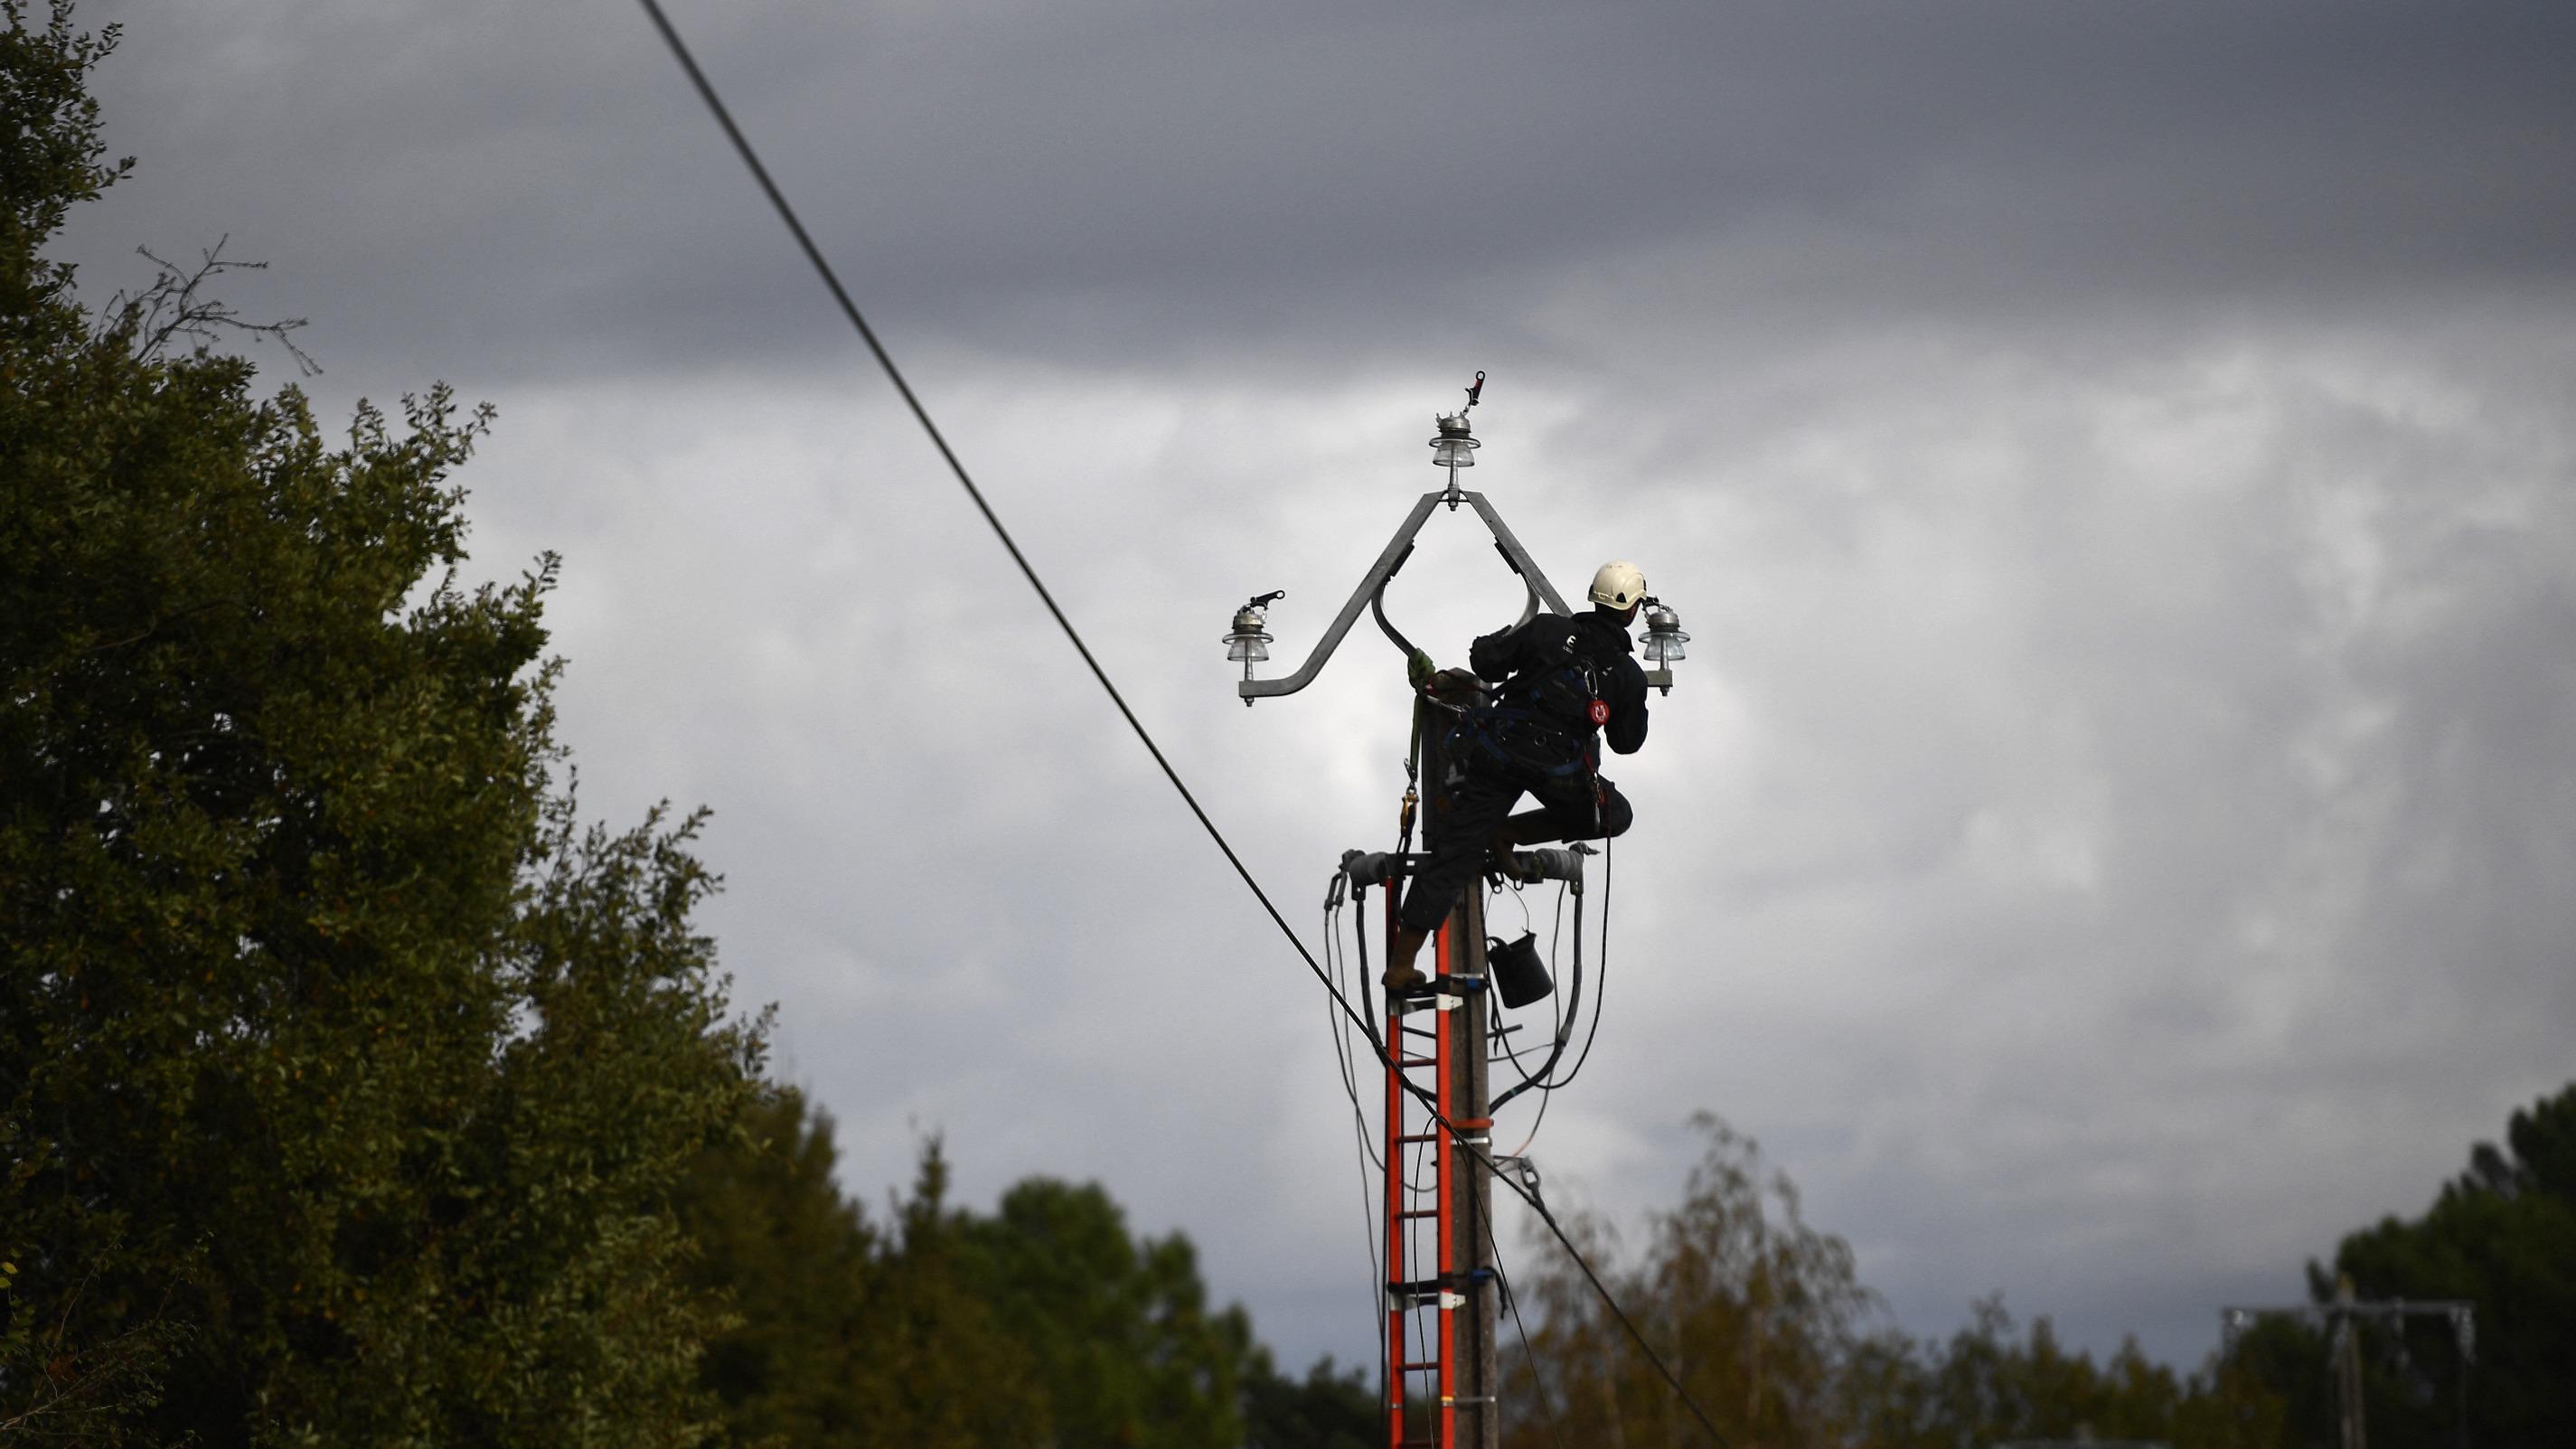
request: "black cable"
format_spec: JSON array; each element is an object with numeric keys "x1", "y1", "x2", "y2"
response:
[
  {"x1": 1543, "y1": 835, "x2": 1613, "y2": 1091},
  {"x1": 1493, "y1": 873, "x2": 1586, "y2": 1109},
  {"x1": 634, "y1": 13, "x2": 1721, "y2": 1440},
  {"x1": 1477, "y1": 1177, "x2": 1571, "y2": 1449},
  {"x1": 1498, "y1": 1035, "x2": 1559, "y2": 1159},
  {"x1": 1504, "y1": 876, "x2": 1556, "y2": 1087},
  {"x1": 1504, "y1": 834, "x2": 1614, "y2": 1106},
  {"x1": 1516, "y1": 1157, "x2": 1727, "y2": 1447},
  {"x1": 1398, "y1": 1132, "x2": 1438, "y2": 1421},
  {"x1": 634, "y1": 0, "x2": 1321, "y2": 1010},
  {"x1": 1322, "y1": 885, "x2": 1388, "y2": 1418},
  {"x1": 1495, "y1": 877, "x2": 1573, "y2": 1113},
  {"x1": 1325, "y1": 889, "x2": 1388, "y2": 1416},
  {"x1": 1324, "y1": 883, "x2": 1384, "y2": 1173}
]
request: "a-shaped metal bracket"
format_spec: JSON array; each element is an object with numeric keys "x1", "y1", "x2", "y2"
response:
[{"x1": 1241, "y1": 490, "x2": 1574, "y2": 701}]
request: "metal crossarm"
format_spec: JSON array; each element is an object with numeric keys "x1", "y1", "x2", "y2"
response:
[{"x1": 1242, "y1": 490, "x2": 1569, "y2": 701}]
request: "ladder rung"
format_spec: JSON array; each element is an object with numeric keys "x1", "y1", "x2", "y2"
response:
[
  {"x1": 1396, "y1": 1055, "x2": 1436, "y2": 1068},
  {"x1": 1399, "y1": 1209, "x2": 1439, "y2": 1218},
  {"x1": 1397, "y1": 1360, "x2": 1443, "y2": 1371},
  {"x1": 1396, "y1": 1132, "x2": 1438, "y2": 1143}
]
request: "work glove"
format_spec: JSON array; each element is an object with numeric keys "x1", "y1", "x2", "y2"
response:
[{"x1": 1422, "y1": 668, "x2": 1485, "y2": 708}]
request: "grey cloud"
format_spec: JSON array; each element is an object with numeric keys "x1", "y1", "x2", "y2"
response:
[
  {"x1": 62, "y1": 0, "x2": 2576, "y2": 390},
  {"x1": 444, "y1": 306, "x2": 2574, "y2": 1372},
  {"x1": 44, "y1": 0, "x2": 2576, "y2": 1382}
]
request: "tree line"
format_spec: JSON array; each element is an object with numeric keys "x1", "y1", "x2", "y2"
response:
[
  {"x1": 6, "y1": 6, "x2": 2569, "y2": 1444},
  {"x1": 2, "y1": 10, "x2": 1363, "y2": 1442},
  {"x1": 1496, "y1": 1091, "x2": 2573, "y2": 1448}
]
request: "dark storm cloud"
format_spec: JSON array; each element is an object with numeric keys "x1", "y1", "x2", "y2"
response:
[{"x1": 63, "y1": 0, "x2": 2576, "y2": 387}]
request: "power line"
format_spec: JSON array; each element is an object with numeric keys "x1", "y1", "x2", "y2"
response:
[
  {"x1": 633, "y1": 8, "x2": 1725, "y2": 1442},
  {"x1": 1324, "y1": 880, "x2": 1385, "y2": 1173},
  {"x1": 1321, "y1": 876, "x2": 1387, "y2": 1396},
  {"x1": 632, "y1": 0, "x2": 1306, "y2": 978},
  {"x1": 1509, "y1": 1153, "x2": 1727, "y2": 1446},
  {"x1": 1478, "y1": 1170, "x2": 1571, "y2": 1449},
  {"x1": 1497, "y1": 878, "x2": 1573, "y2": 1152},
  {"x1": 1545, "y1": 834, "x2": 1614, "y2": 1091}
]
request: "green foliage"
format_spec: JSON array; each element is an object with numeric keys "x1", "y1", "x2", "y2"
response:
[
  {"x1": 1, "y1": 5, "x2": 762, "y2": 1441},
  {"x1": 1239, "y1": 1352, "x2": 1376, "y2": 1449},
  {"x1": 863, "y1": 1143, "x2": 1059, "y2": 1448},
  {"x1": 0, "y1": 0, "x2": 127, "y2": 323},
  {"x1": 677, "y1": 1094, "x2": 1047, "y2": 1449},
  {"x1": 1843, "y1": 1297, "x2": 2281, "y2": 1449},
  {"x1": 2223, "y1": 1315, "x2": 2338, "y2": 1449},
  {"x1": 1503, "y1": 1115, "x2": 2281, "y2": 1449},
  {"x1": 679, "y1": 1092, "x2": 1269, "y2": 1449},
  {"x1": 2249, "y1": 1083, "x2": 2576, "y2": 1448},
  {"x1": 678, "y1": 1088, "x2": 887, "y2": 1448},
  {"x1": 954, "y1": 1176, "x2": 1252, "y2": 1448},
  {"x1": 1507, "y1": 1114, "x2": 1877, "y2": 1447}
]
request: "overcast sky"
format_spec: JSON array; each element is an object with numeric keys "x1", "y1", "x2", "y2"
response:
[{"x1": 56, "y1": 0, "x2": 2576, "y2": 1381}]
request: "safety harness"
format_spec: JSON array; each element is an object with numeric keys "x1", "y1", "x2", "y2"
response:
[{"x1": 1447, "y1": 619, "x2": 1616, "y2": 830}]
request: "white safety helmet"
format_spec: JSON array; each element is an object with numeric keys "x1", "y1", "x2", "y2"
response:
[{"x1": 1588, "y1": 560, "x2": 1647, "y2": 610}]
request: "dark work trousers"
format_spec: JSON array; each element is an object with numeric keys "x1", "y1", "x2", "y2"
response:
[{"x1": 1398, "y1": 767, "x2": 1632, "y2": 933}]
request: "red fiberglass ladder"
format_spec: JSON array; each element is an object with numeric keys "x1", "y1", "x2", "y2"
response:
[{"x1": 1379, "y1": 899, "x2": 1490, "y2": 1449}]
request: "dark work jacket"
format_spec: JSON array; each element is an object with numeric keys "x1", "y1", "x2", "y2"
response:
[{"x1": 1467, "y1": 608, "x2": 1650, "y2": 757}]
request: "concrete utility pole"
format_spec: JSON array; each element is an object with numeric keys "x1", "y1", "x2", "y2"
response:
[
  {"x1": 2334, "y1": 1277, "x2": 2368, "y2": 1449},
  {"x1": 2220, "y1": 1279, "x2": 2476, "y2": 1449},
  {"x1": 1227, "y1": 377, "x2": 1688, "y2": 1449},
  {"x1": 1431, "y1": 732, "x2": 1501, "y2": 1449}
]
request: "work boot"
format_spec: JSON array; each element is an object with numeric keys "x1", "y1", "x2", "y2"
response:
[{"x1": 1382, "y1": 924, "x2": 1431, "y2": 992}]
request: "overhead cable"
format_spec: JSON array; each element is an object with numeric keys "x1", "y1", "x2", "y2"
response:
[
  {"x1": 1479, "y1": 1175, "x2": 1572, "y2": 1449},
  {"x1": 634, "y1": 8, "x2": 1724, "y2": 1442}
]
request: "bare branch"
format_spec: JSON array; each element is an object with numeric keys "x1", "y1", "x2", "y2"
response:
[{"x1": 97, "y1": 234, "x2": 322, "y2": 377}]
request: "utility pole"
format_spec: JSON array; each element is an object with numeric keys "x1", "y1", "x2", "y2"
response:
[
  {"x1": 2221, "y1": 1282, "x2": 2476, "y2": 1449},
  {"x1": 1431, "y1": 728, "x2": 1500, "y2": 1449},
  {"x1": 1224, "y1": 376, "x2": 1690, "y2": 1449},
  {"x1": 2334, "y1": 1277, "x2": 2367, "y2": 1449}
]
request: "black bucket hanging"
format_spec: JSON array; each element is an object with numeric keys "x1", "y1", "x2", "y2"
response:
[{"x1": 1486, "y1": 931, "x2": 1554, "y2": 1009}]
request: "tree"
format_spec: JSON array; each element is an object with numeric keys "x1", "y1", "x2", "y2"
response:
[
  {"x1": 1239, "y1": 1351, "x2": 1376, "y2": 1449},
  {"x1": 955, "y1": 1176, "x2": 1255, "y2": 1448},
  {"x1": 2248, "y1": 1083, "x2": 2576, "y2": 1448},
  {"x1": 679, "y1": 1087, "x2": 887, "y2": 1449},
  {"x1": 677, "y1": 1088, "x2": 1289, "y2": 1449},
  {"x1": 1506, "y1": 1114, "x2": 1877, "y2": 1448},
  {"x1": 2, "y1": 5, "x2": 762, "y2": 1441},
  {"x1": 1502, "y1": 1115, "x2": 2281, "y2": 1449},
  {"x1": 1846, "y1": 1297, "x2": 2281, "y2": 1449},
  {"x1": 674, "y1": 1093, "x2": 1048, "y2": 1449}
]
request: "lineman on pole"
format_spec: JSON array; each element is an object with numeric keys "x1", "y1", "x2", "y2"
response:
[{"x1": 1383, "y1": 560, "x2": 1655, "y2": 991}]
